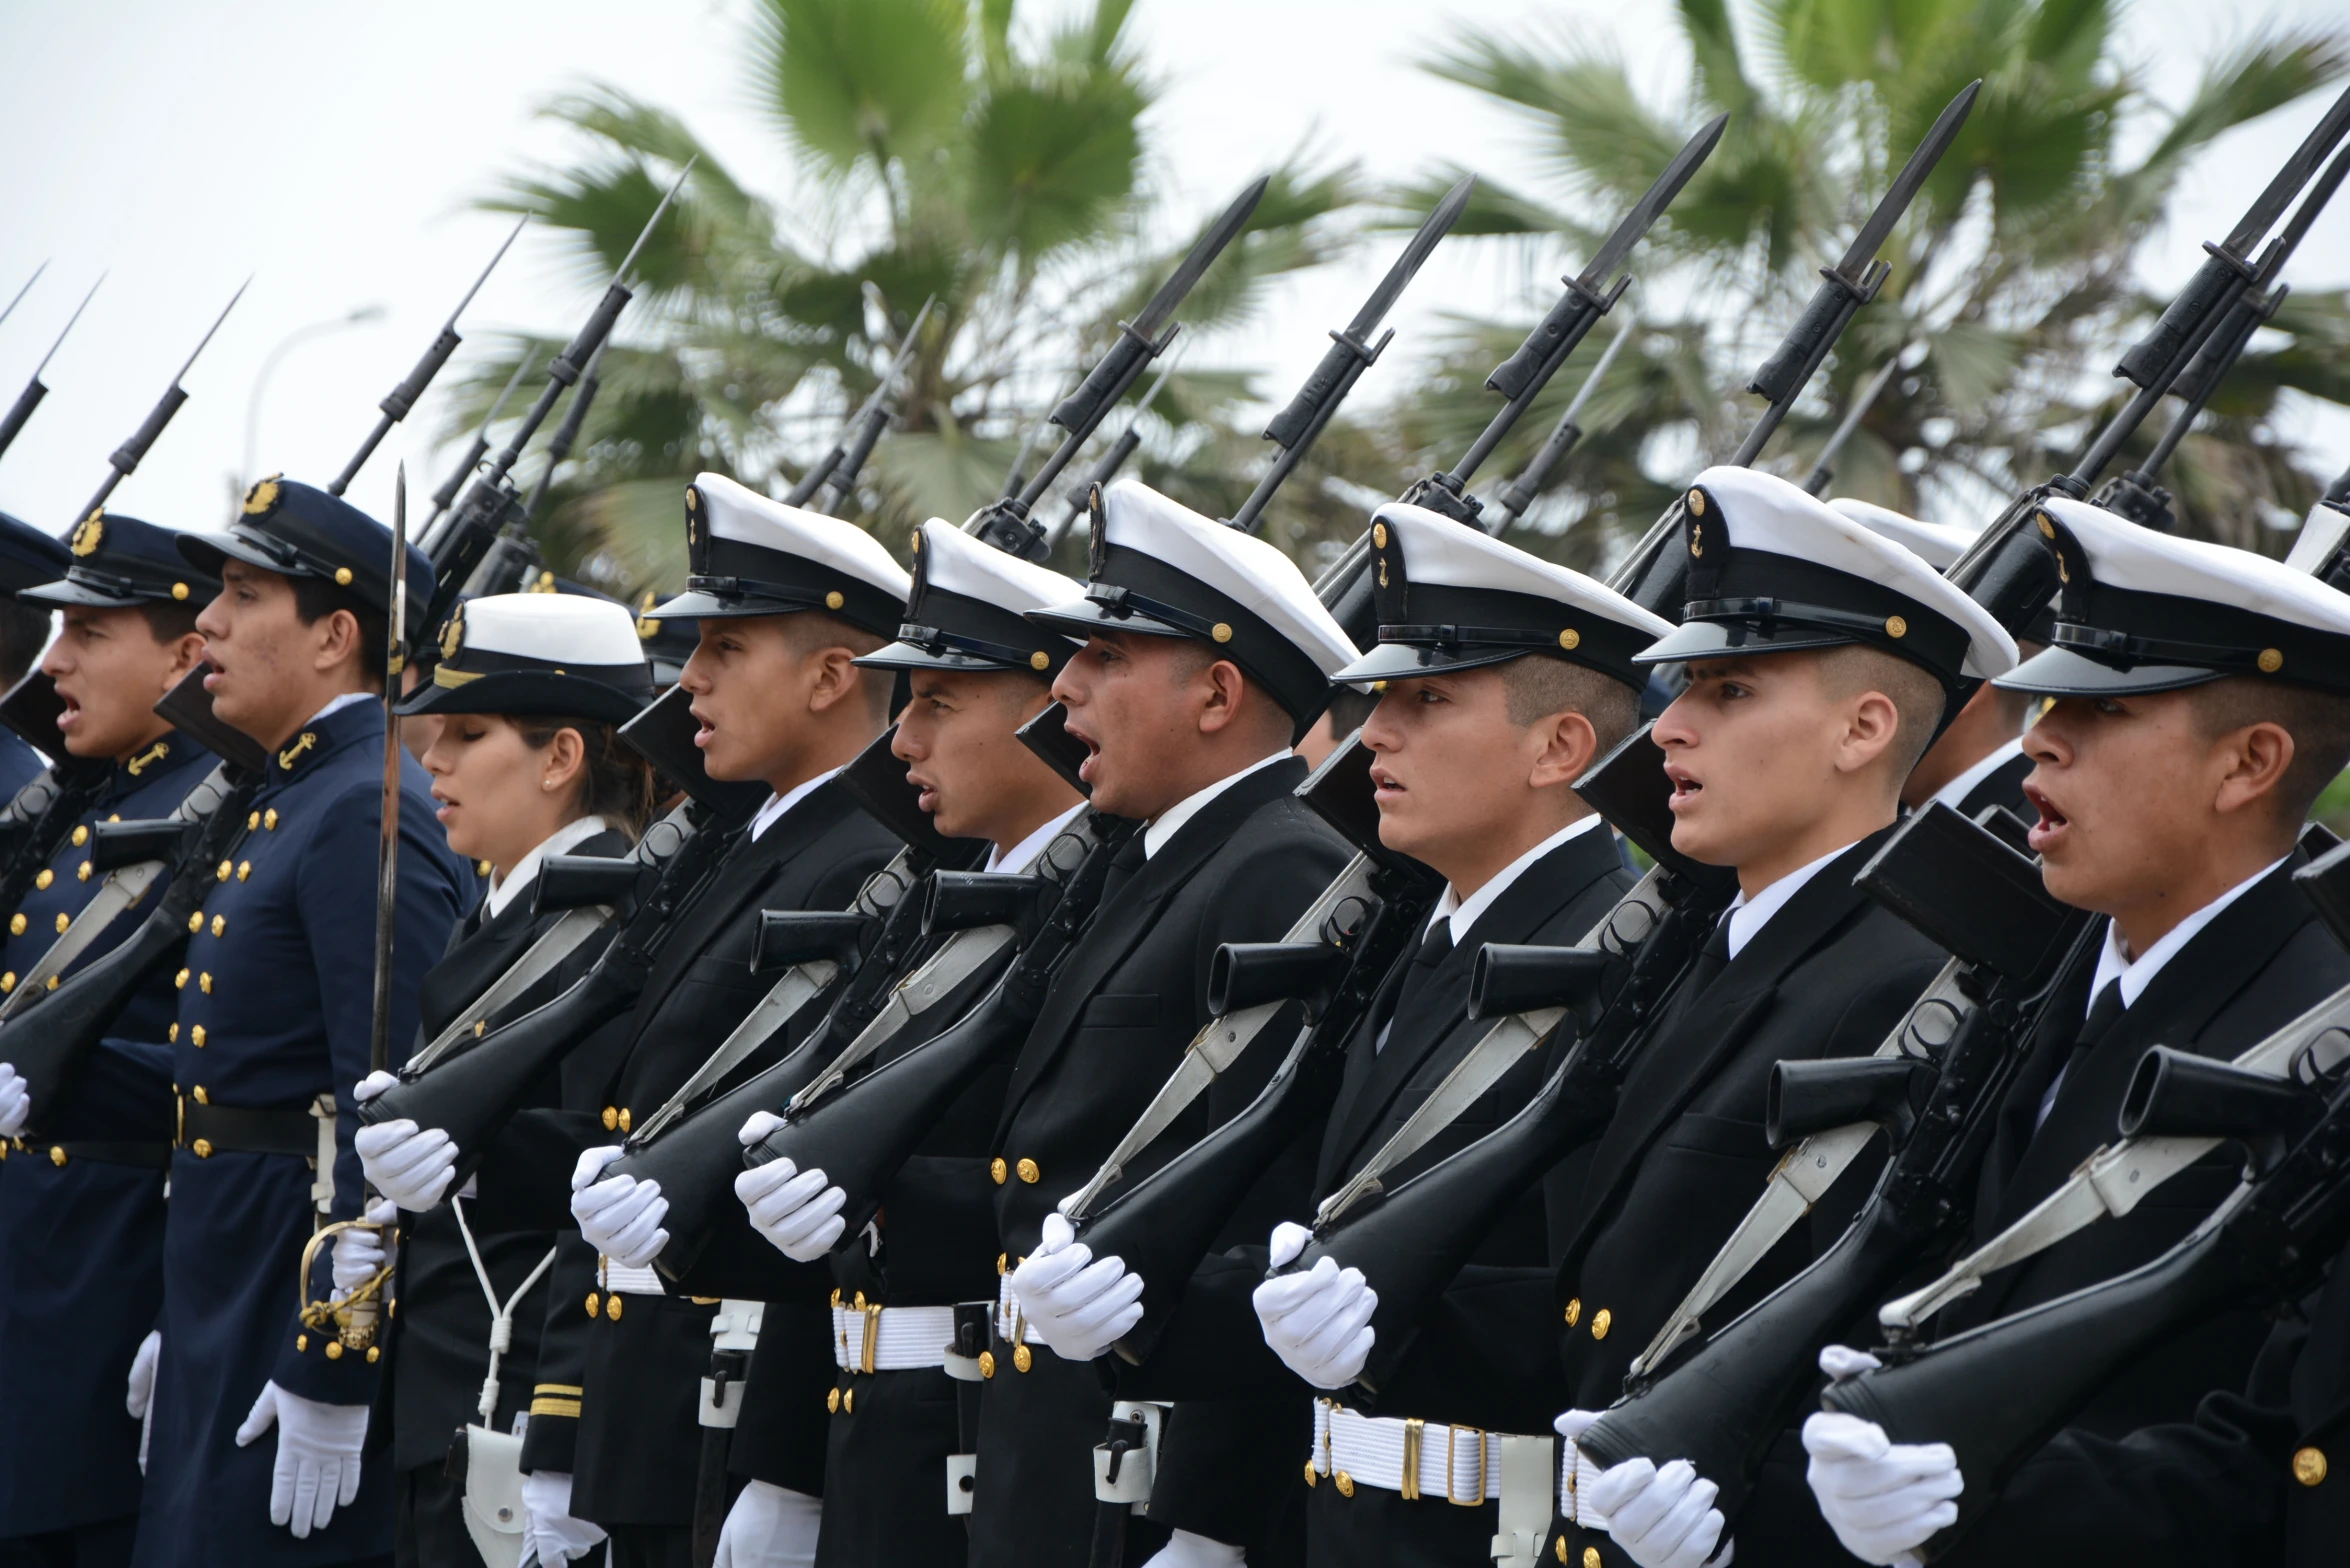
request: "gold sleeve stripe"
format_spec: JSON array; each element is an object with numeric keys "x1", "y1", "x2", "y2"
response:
[
  {"x1": 530, "y1": 1396, "x2": 583, "y2": 1419},
  {"x1": 532, "y1": 1383, "x2": 584, "y2": 1396}
]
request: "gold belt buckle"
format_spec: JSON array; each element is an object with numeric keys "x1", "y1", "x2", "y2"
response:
[
  {"x1": 860, "y1": 1300, "x2": 883, "y2": 1373},
  {"x1": 1398, "y1": 1417, "x2": 1424, "y2": 1502},
  {"x1": 1446, "y1": 1423, "x2": 1489, "y2": 1506}
]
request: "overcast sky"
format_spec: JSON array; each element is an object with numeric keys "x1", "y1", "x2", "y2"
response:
[{"x1": 1, "y1": 0, "x2": 2344, "y2": 542}]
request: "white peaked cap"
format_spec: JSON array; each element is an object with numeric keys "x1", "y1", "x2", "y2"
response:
[
  {"x1": 403, "y1": 590, "x2": 654, "y2": 723},
  {"x1": 1642, "y1": 466, "x2": 2017, "y2": 682},
  {"x1": 645, "y1": 471, "x2": 911, "y2": 635},
  {"x1": 855, "y1": 520, "x2": 1087, "y2": 675},
  {"x1": 913, "y1": 518, "x2": 1082, "y2": 614},
  {"x1": 458, "y1": 592, "x2": 647, "y2": 664},
  {"x1": 1827, "y1": 498, "x2": 1976, "y2": 573}
]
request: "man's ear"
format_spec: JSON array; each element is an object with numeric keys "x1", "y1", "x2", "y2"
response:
[
  {"x1": 164, "y1": 631, "x2": 207, "y2": 689},
  {"x1": 1528, "y1": 708, "x2": 1599, "y2": 790},
  {"x1": 1195, "y1": 657, "x2": 1250, "y2": 736},
  {"x1": 312, "y1": 607, "x2": 366, "y2": 676},
  {"x1": 802, "y1": 644, "x2": 865, "y2": 715},
  {"x1": 2213, "y1": 720, "x2": 2295, "y2": 820},
  {"x1": 1834, "y1": 689, "x2": 1903, "y2": 776}
]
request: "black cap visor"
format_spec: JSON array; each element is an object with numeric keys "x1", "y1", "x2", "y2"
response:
[
  {"x1": 1992, "y1": 645, "x2": 2224, "y2": 699},
  {"x1": 396, "y1": 668, "x2": 652, "y2": 726},
  {"x1": 1633, "y1": 616, "x2": 1865, "y2": 666}
]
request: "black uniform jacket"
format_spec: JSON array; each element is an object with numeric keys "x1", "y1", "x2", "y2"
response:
[
  {"x1": 389, "y1": 826, "x2": 629, "y2": 1477},
  {"x1": 1946, "y1": 1249, "x2": 2350, "y2": 1568},
  {"x1": 970, "y1": 756, "x2": 1350, "y2": 1568},
  {"x1": 1939, "y1": 848, "x2": 2350, "y2": 1438},
  {"x1": 515, "y1": 781, "x2": 897, "y2": 1521},
  {"x1": 1551, "y1": 827, "x2": 1947, "y2": 1568}
]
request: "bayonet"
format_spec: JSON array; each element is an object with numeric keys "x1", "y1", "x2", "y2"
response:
[
  {"x1": 1043, "y1": 352, "x2": 1180, "y2": 550},
  {"x1": 523, "y1": 339, "x2": 609, "y2": 520},
  {"x1": 331, "y1": 213, "x2": 529, "y2": 496},
  {"x1": 787, "y1": 295, "x2": 935, "y2": 509},
  {"x1": 78, "y1": 276, "x2": 249, "y2": 520},
  {"x1": 371, "y1": 466, "x2": 409, "y2": 1080},
  {"x1": 420, "y1": 350, "x2": 534, "y2": 549},
  {"x1": 0, "y1": 263, "x2": 44, "y2": 333},
  {"x1": 1496, "y1": 305, "x2": 1637, "y2": 521},
  {"x1": 0, "y1": 272, "x2": 103, "y2": 465},
  {"x1": 1802, "y1": 349, "x2": 1905, "y2": 496}
]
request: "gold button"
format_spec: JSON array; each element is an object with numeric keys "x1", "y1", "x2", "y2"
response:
[
  {"x1": 176, "y1": 969, "x2": 190, "y2": 990},
  {"x1": 477, "y1": 859, "x2": 492, "y2": 877},
  {"x1": 1687, "y1": 488, "x2": 1706, "y2": 515},
  {"x1": 200, "y1": 973, "x2": 212, "y2": 994},
  {"x1": 585, "y1": 1292, "x2": 601, "y2": 1319},
  {"x1": 191, "y1": 1138, "x2": 214, "y2": 1158},
  {"x1": 2259, "y1": 648, "x2": 2284, "y2": 674},
  {"x1": 1030, "y1": 651, "x2": 1050, "y2": 671},
  {"x1": 1016, "y1": 1157, "x2": 1040, "y2": 1184},
  {"x1": 326, "y1": 1340, "x2": 344, "y2": 1359},
  {"x1": 602, "y1": 1107, "x2": 619, "y2": 1131},
  {"x1": 0, "y1": 974, "x2": 13, "y2": 994},
  {"x1": 2035, "y1": 511, "x2": 2056, "y2": 539},
  {"x1": 334, "y1": 567, "x2": 355, "y2": 585},
  {"x1": 191, "y1": 1026, "x2": 206, "y2": 1047},
  {"x1": 990, "y1": 1158, "x2": 1007, "y2": 1184},
  {"x1": 1885, "y1": 615, "x2": 1908, "y2": 639},
  {"x1": 167, "y1": 1023, "x2": 177, "y2": 1042},
  {"x1": 617, "y1": 1108, "x2": 631, "y2": 1133},
  {"x1": 1591, "y1": 1308, "x2": 1611, "y2": 1340},
  {"x1": 264, "y1": 809, "x2": 278, "y2": 830},
  {"x1": 210, "y1": 916, "x2": 226, "y2": 937},
  {"x1": 1334, "y1": 1470, "x2": 1355, "y2": 1498},
  {"x1": 1211, "y1": 623, "x2": 1233, "y2": 643},
  {"x1": 608, "y1": 1295, "x2": 624, "y2": 1321},
  {"x1": 1372, "y1": 522, "x2": 1387, "y2": 548},
  {"x1": 247, "y1": 812, "x2": 260, "y2": 831},
  {"x1": 1563, "y1": 1297, "x2": 1581, "y2": 1327},
  {"x1": 54, "y1": 913, "x2": 69, "y2": 934},
  {"x1": 827, "y1": 1386, "x2": 841, "y2": 1413},
  {"x1": 296, "y1": 1334, "x2": 308, "y2": 1352},
  {"x1": 216, "y1": 861, "x2": 232, "y2": 882},
  {"x1": 44, "y1": 976, "x2": 56, "y2": 991},
  {"x1": 843, "y1": 1388, "x2": 855, "y2": 1413},
  {"x1": 71, "y1": 826, "x2": 88, "y2": 847},
  {"x1": 76, "y1": 862, "x2": 90, "y2": 881},
  {"x1": 172, "y1": 582, "x2": 190, "y2": 601},
  {"x1": 34, "y1": 869, "x2": 51, "y2": 890},
  {"x1": 366, "y1": 1346, "x2": 379, "y2": 1363},
  {"x1": 7, "y1": 915, "x2": 22, "y2": 937},
  {"x1": 186, "y1": 912, "x2": 202, "y2": 934},
  {"x1": 237, "y1": 861, "x2": 251, "y2": 881},
  {"x1": 1303, "y1": 1461, "x2": 1319, "y2": 1486},
  {"x1": 1013, "y1": 1345, "x2": 1032, "y2": 1373},
  {"x1": 979, "y1": 1350, "x2": 996, "y2": 1378},
  {"x1": 2293, "y1": 1446, "x2": 2327, "y2": 1486},
  {"x1": 825, "y1": 591, "x2": 845, "y2": 610},
  {"x1": 997, "y1": 1253, "x2": 1008, "y2": 1275},
  {"x1": 1555, "y1": 1537, "x2": 1569, "y2": 1564},
  {"x1": 192, "y1": 1086, "x2": 209, "y2": 1105},
  {"x1": 475, "y1": 1021, "x2": 487, "y2": 1037},
  {"x1": 49, "y1": 1146, "x2": 66, "y2": 1167},
  {"x1": 1559, "y1": 628, "x2": 1580, "y2": 650},
  {"x1": 1584, "y1": 1549, "x2": 1602, "y2": 1568}
]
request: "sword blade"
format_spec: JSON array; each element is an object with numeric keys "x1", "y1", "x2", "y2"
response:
[{"x1": 369, "y1": 467, "x2": 408, "y2": 1076}]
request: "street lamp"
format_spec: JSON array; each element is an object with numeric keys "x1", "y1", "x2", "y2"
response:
[{"x1": 239, "y1": 303, "x2": 385, "y2": 507}]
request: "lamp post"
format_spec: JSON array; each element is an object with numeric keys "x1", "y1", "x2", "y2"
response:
[{"x1": 238, "y1": 303, "x2": 385, "y2": 507}]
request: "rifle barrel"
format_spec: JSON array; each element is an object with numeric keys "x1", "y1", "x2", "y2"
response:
[{"x1": 77, "y1": 276, "x2": 249, "y2": 520}]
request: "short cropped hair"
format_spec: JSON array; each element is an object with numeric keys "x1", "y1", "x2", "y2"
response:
[
  {"x1": 777, "y1": 610, "x2": 891, "y2": 726},
  {"x1": 2187, "y1": 677, "x2": 2350, "y2": 828},
  {"x1": 1813, "y1": 643, "x2": 1948, "y2": 777},
  {"x1": 1499, "y1": 655, "x2": 1642, "y2": 754},
  {"x1": 291, "y1": 578, "x2": 389, "y2": 694}
]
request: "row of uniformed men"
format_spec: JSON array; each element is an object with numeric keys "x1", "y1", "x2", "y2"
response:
[{"x1": 2, "y1": 451, "x2": 2347, "y2": 1568}]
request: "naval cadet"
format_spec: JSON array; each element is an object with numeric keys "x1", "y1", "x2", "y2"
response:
[
  {"x1": 0, "y1": 513, "x2": 218, "y2": 1568},
  {"x1": 971, "y1": 479, "x2": 1357, "y2": 1568},
  {"x1": 1018, "y1": 505, "x2": 1671, "y2": 1567},
  {"x1": 1825, "y1": 500, "x2": 2036, "y2": 821},
  {"x1": 0, "y1": 509, "x2": 71, "y2": 797},
  {"x1": 1541, "y1": 467, "x2": 2015, "y2": 1568},
  {"x1": 132, "y1": 477, "x2": 467, "y2": 1567},
  {"x1": 1801, "y1": 503, "x2": 2350, "y2": 1568},
  {"x1": 349, "y1": 592, "x2": 658, "y2": 1568},
  {"x1": 725, "y1": 517, "x2": 1086, "y2": 1567},
  {"x1": 536, "y1": 475, "x2": 907, "y2": 1568}
]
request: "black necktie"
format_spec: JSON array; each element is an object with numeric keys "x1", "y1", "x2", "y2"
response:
[
  {"x1": 1683, "y1": 915, "x2": 1735, "y2": 1000},
  {"x1": 1099, "y1": 831, "x2": 1149, "y2": 906},
  {"x1": 2037, "y1": 978, "x2": 2125, "y2": 1131}
]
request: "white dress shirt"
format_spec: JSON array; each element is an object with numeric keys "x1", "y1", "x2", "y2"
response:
[
  {"x1": 748, "y1": 766, "x2": 845, "y2": 842},
  {"x1": 2087, "y1": 856, "x2": 2288, "y2": 1016},
  {"x1": 987, "y1": 802, "x2": 1088, "y2": 874},
  {"x1": 308, "y1": 691, "x2": 377, "y2": 727},
  {"x1": 1141, "y1": 751, "x2": 1289, "y2": 861},
  {"x1": 1721, "y1": 837, "x2": 1867, "y2": 960},
  {"x1": 483, "y1": 814, "x2": 623, "y2": 921},
  {"x1": 1927, "y1": 736, "x2": 2027, "y2": 815},
  {"x1": 1425, "y1": 814, "x2": 1610, "y2": 946}
]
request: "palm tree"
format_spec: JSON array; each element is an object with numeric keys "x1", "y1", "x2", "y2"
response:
[
  {"x1": 455, "y1": 0, "x2": 1361, "y2": 596},
  {"x1": 1382, "y1": 0, "x2": 2350, "y2": 572}
]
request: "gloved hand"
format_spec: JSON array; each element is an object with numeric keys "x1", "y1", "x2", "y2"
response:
[
  {"x1": 330, "y1": 1199, "x2": 399, "y2": 1294},
  {"x1": 352, "y1": 1073, "x2": 456, "y2": 1211},
  {"x1": 734, "y1": 1111, "x2": 847, "y2": 1262},
  {"x1": 1802, "y1": 1345, "x2": 1961, "y2": 1567},
  {"x1": 1011, "y1": 1212, "x2": 1144, "y2": 1361},
  {"x1": 0, "y1": 1062, "x2": 28, "y2": 1139},
  {"x1": 1251, "y1": 1221, "x2": 1374, "y2": 1389},
  {"x1": 520, "y1": 1469, "x2": 607, "y2": 1564},
  {"x1": 233, "y1": 1381, "x2": 369, "y2": 1538},
  {"x1": 1139, "y1": 1527, "x2": 1247, "y2": 1567},
  {"x1": 125, "y1": 1330, "x2": 161, "y2": 1475},
  {"x1": 712, "y1": 1478, "x2": 822, "y2": 1568},
  {"x1": 569, "y1": 1146, "x2": 669, "y2": 1268},
  {"x1": 1585, "y1": 1455, "x2": 1733, "y2": 1568}
]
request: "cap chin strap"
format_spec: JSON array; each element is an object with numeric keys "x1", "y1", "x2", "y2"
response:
[
  {"x1": 893, "y1": 621, "x2": 1044, "y2": 671},
  {"x1": 1084, "y1": 582, "x2": 1224, "y2": 643},
  {"x1": 1378, "y1": 623, "x2": 1566, "y2": 650},
  {"x1": 2053, "y1": 621, "x2": 2284, "y2": 680}
]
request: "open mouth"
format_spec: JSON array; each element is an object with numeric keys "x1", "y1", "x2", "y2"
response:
[
  {"x1": 1665, "y1": 763, "x2": 1703, "y2": 811},
  {"x1": 55, "y1": 695, "x2": 81, "y2": 733},
  {"x1": 689, "y1": 705, "x2": 716, "y2": 750},
  {"x1": 906, "y1": 771, "x2": 939, "y2": 814},
  {"x1": 2023, "y1": 782, "x2": 2068, "y2": 853},
  {"x1": 1064, "y1": 719, "x2": 1102, "y2": 784},
  {"x1": 1369, "y1": 764, "x2": 1405, "y2": 803}
]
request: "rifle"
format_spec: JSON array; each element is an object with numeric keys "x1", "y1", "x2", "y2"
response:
[
  {"x1": 329, "y1": 215, "x2": 528, "y2": 496},
  {"x1": 786, "y1": 296, "x2": 935, "y2": 510},
  {"x1": 521, "y1": 339, "x2": 609, "y2": 523},
  {"x1": 419, "y1": 351, "x2": 535, "y2": 547},
  {"x1": 1044, "y1": 354, "x2": 1180, "y2": 551},
  {"x1": 420, "y1": 160, "x2": 693, "y2": 638},
  {"x1": 1276, "y1": 81, "x2": 1988, "y2": 1399},
  {"x1": 1821, "y1": 843, "x2": 2350, "y2": 1557},
  {"x1": 967, "y1": 175, "x2": 1270, "y2": 560},
  {"x1": 0, "y1": 273, "x2": 102, "y2": 465},
  {"x1": 1495, "y1": 306, "x2": 1637, "y2": 524},
  {"x1": 0, "y1": 262, "x2": 41, "y2": 333},
  {"x1": 1801, "y1": 349, "x2": 1904, "y2": 498},
  {"x1": 0, "y1": 673, "x2": 115, "y2": 934},
  {"x1": 2284, "y1": 458, "x2": 2350, "y2": 590},
  {"x1": 81, "y1": 278, "x2": 249, "y2": 522}
]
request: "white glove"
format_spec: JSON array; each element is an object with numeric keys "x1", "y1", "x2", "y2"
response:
[
  {"x1": 0, "y1": 1062, "x2": 27, "y2": 1139},
  {"x1": 712, "y1": 1478, "x2": 821, "y2": 1568},
  {"x1": 1802, "y1": 1345, "x2": 1960, "y2": 1567},
  {"x1": 734, "y1": 1111, "x2": 848, "y2": 1262},
  {"x1": 353, "y1": 1073, "x2": 456, "y2": 1211},
  {"x1": 1251, "y1": 1222, "x2": 1374, "y2": 1389},
  {"x1": 1140, "y1": 1528, "x2": 1247, "y2": 1567},
  {"x1": 1586, "y1": 1455, "x2": 1732, "y2": 1568},
  {"x1": 1011, "y1": 1211, "x2": 1144, "y2": 1361},
  {"x1": 520, "y1": 1469, "x2": 608, "y2": 1564},
  {"x1": 569, "y1": 1146, "x2": 670, "y2": 1267},
  {"x1": 330, "y1": 1199, "x2": 399, "y2": 1294},
  {"x1": 126, "y1": 1330, "x2": 161, "y2": 1475},
  {"x1": 233, "y1": 1381, "x2": 369, "y2": 1538}
]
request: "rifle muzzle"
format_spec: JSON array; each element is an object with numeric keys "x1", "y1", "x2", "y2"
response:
[
  {"x1": 923, "y1": 870, "x2": 1048, "y2": 937},
  {"x1": 1767, "y1": 1056, "x2": 1930, "y2": 1149},
  {"x1": 1208, "y1": 941, "x2": 1350, "y2": 1018},
  {"x1": 750, "y1": 910, "x2": 875, "y2": 976},
  {"x1": 2118, "y1": 1046, "x2": 2323, "y2": 1170},
  {"x1": 1468, "y1": 944, "x2": 1611, "y2": 1023},
  {"x1": 533, "y1": 853, "x2": 644, "y2": 915}
]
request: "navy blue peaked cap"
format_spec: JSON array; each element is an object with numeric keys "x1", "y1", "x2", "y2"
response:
[
  {"x1": 180, "y1": 476, "x2": 433, "y2": 637},
  {"x1": 0, "y1": 510, "x2": 72, "y2": 599},
  {"x1": 26, "y1": 511, "x2": 222, "y2": 610}
]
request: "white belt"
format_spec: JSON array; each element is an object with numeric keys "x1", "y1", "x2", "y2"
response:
[
  {"x1": 1309, "y1": 1399, "x2": 1508, "y2": 1505},
  {"x1": 1557, "y1": 1426, "x2": 1613, "y2": 1530},
  {"x1": 829, "y1": 1296, "x2": 958, "y2": 1372},
  {"x1": 602, "y1": 1260, "x2": 667, "y2": 1296},
  {"x1": 993, "y1": 1270, "x2": 1026, "y2": 1345}
]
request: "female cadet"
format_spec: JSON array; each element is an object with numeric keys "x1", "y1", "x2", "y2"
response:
[{"x1": 354, "y1": 592, "x2": 657, "y2": 1568}]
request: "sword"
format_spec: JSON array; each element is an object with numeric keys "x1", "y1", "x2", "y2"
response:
[{"x1": 371, "y1": 465, "x2": 409, "y2": 1080}]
